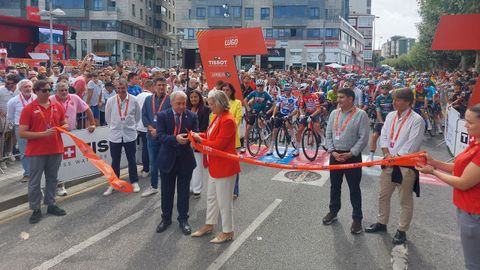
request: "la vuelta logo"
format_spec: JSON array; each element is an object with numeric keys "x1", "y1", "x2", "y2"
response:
[{"x1": 224, "y1": 36, "x2": 239, "y2": 48}]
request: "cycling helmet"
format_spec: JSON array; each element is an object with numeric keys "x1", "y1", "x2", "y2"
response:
[
  {"x1": 283, "y1": 83, "x2": 292, "y2": 91},
  {"x1": 379, "y1": 80, "x2": 392, "y2": 89},
  {"x1": 256, "y1": 79, "x2": 265, "y2": 86},
  {"x1": 415, "y1": 82, "x2": 425, "y2": 91},
  {"x1": 15, "y1": 63, "x2": 29, "y2": 69},
  {"x1": 299, "y1": 83, "x2": 308, "y2": 91}
]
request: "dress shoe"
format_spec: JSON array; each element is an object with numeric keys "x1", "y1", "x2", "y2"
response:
[
  {"x1": 393, "y1": 230, "x2": 407, "y2": 245},
  {"x1": 365, "y1": 223, "x2": 387, "y2": 233},
  {"x1": 322, "y1": 212, "x2": 337, "y2": 225},
  {"x1": 210, "y1": 232, "x2": 234, "y2": 244},
  {"x1": 191, "y1": 225, "x2": 214, "y2": 237},
  {"x1": 179, "y1": 221, "x2": 192, "y2": 235},
  {"x1": 47, "y1": 205, "x2": 66, "y2": 216},
  {"x1": 350, "y1": 220, "x2": 363, "y2": 234},
  {"x1": 156, "y1": 220, "x2": 172, "y2": 233},
  {"x1": 29, "y1": 209, "x2": 42, "y2": 224}
]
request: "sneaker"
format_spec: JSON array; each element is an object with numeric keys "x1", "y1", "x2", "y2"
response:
[
  {"x1": 132, "y1": 182, "x2": 141, "y2": 193},
  {"x1": 29, "y1": 209, "x2": 42, "y2": 224},
  {"x1": 351, "y1": 220, "x2": 363, "y2": 234},
  {"x1": 56, "y1": 185, "x2": 68, "y2": 197},
  {"x1": 0, "y1": 161, "x2": 7, "y2": 170},
  {"x1": 20, "y1": 176, "x2": 29, "y2": 183},
  {"x1": 141, "y1": 187, "x2": 159, "y2": 197},
  {"x1": 141, "y1": 170, "x2": 150, "y2": 178},
  {"x1": 322, "y1": 212, "x2": 337, "y2": 225},
  {"x1": 103, "y1": 186, "x2": 114, "y2": 196},
  {"x1": 365, "y1": 222, "x2": 387, "y2": 233},
  {"x1": 292, "y1": 149, "x2": 299, "y2": 157},
  {"x1": 47, "y1": 205, "x2": 66, "y2": 216},
  {"x1": 266, "y1": 147, "x2": 274, "y2": 156}
]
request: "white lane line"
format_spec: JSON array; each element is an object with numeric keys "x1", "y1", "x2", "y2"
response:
[
  {"x1": 31, "y1": 202, "x2": 160, "y2": 270},
  {"x1": 207, "y1": 198, "x2": 282, "y2": 270}
]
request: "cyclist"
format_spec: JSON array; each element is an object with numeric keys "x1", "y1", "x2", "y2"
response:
[
  {"x1": 368, "y1": 81, "x2": 394, "y2": 161},
  {"x1": 244, "y1": 79, "x2": 274, "y2": 140},
  {"x1": 296, "y1": 83, "x2": 323, "y2": 156},
  {"x1": 267, "y1": 84, "x2": 298, "y2": 156},
  {"x1": 413, "y1": 82, "x2": 432, "y2": 130}
]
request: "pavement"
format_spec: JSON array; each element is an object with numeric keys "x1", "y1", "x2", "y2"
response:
[{"x1": 0, "y1": 134, "x2": 465, "y2": 270}]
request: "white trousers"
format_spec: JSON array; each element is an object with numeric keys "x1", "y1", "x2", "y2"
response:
[
  {"x1": 206, "y1": 174, "x2": 236, "y2": 233},
  {"x1": 190, "y1": 152, "x2": 206, "y2": 194}
]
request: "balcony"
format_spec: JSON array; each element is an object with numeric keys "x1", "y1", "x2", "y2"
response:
[
  {"x1": 207, "y1": 17, "x2": 242, "y2": 28},
  {"x1": 273, "y1": 17, "x2": 308, "y2": 27}
]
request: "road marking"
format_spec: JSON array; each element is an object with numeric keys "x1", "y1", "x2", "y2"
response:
[
  {"x1": 206, "y1": 199, "x2": 282, "y2": 270},
  {"x1": 31, "y1": 202, "x2": 160, "y2": 270}
]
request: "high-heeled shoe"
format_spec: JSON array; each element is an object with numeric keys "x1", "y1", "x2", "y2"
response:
[
  {"x1": 191, "y1": 225, "x2": 214, "y2": 237},
  {"x1": 209, "y1": 232, "x2": 234, "y2": 244}
]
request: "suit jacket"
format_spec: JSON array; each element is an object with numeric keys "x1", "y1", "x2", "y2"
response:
[
  {"x1": 201, "y1": 111, "x2": 241, "y2": 178},
  {"x1": 157, "y1": 109, "x2": 198, "y2": 173}
]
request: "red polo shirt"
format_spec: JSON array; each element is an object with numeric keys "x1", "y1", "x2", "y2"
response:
[
  {"x1": 19, "y1": 100, "x2": 65, "y2": 156},
  {"x1": 453, "y1": 141, "x2": 480, "y2": 214}
]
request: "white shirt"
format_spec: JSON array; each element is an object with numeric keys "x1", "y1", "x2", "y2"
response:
[
  {"x1": 135, "y1": 91, "x2": 152, "y2": 132},
  {"x1": 100, "y1": 89, "x2": 117, "y2": 112},
  {"x1": 380, "y1": 109, "x2": 425, "y2": 156},
  {"x1": 0, "y1": 87, "x2": 16, "y2": 114},
  {"x1": 7, "y1": 93, "x2": 37, "y2": 125},
  {"x1": 105, "y1": 94, "x2": 141, "y2": 143}
]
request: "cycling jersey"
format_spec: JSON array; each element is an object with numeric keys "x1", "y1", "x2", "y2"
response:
[
  {"x1": 246, "y1": 91, "x2": 274, "y2": 112},
  {"x1": 300, "y1": 93, "x2": 320, "y2": 114},
  {"x1": 425, "y1": 86, "x2": 436, "y2": 102},
  {"x1": 277, "y1": 95, "x2": 298, "y2": 115},
  {"x1": 375, "y1": 93, "x2": 394, "y2": 119},
  {"x1": 413, "y1": 89, "x2": 427, "y2": 109}
]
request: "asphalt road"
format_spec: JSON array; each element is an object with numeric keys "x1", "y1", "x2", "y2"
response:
[{"x1": 0, "y1": 134, "x2": 464, "y2": 270}]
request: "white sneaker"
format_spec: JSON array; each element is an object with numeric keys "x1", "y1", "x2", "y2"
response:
[
  {"x1": 141, "y1": 171, "x2": 150, "y2": 178},
  {"x1": 0, "y1": 161, "x2": 7, "y2": 170},
  {"x1": 56, "y1": 186, "x2": 68, "y2": 197},
  {"x1": 132, "y1": 182, "x2": 141, "y2": 193},
  {"x1": 7, "y1": 153, "x2": 15, "y2": 162},
  {"x1": 266, "y1": 148, "x2": 274, "y2": 156},
  {"x1": 141, "y1": 187, "x2": 159, "y2": 197},
  {"x1": 292, "y1": 149, "x2": 299, "y2": 156},
  {"x1": 103, "y1": 186, "x2": 114, "y2": 196}
]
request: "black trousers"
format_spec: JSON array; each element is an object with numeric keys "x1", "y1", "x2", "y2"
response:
[
  {"x1": 329, "y1": 151, "x2": 363, "y2": 221},
  {"x1": 160, "y1": 156, "x2": 193, "y2": 222}
]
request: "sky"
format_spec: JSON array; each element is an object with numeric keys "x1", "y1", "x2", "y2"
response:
[{"x1": 371, "y1": 0, "x2": 422, "y2": 49}]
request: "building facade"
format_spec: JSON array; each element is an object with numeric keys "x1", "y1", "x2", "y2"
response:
[
  {"x1": 0, "y1": 0, "x2": 176, "y2": 65},
  {"x1": 176, "y1": 0, "x2": 365, "y2": 70},
  {"x1": 381, "y1": 36, "x2": 415, "y2": 58},
  {"x1": 347, "y1": 0, "x2": 375, "y2": 66}
]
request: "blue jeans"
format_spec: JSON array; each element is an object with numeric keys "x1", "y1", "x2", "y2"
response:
[
  {"x1": 109, "y1": 140, "x2": 138, "y2": 183},
  {"x1": 147, "y1": 134, "x2": 160, "y2": 189},
  {"x1": 15, "y1": 125, "x2": 29, "y2": 176},
  {"x1": 234, "y1": 174, "x2": 239, "y2": 196}
]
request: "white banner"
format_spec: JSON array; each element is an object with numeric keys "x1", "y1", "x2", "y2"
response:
[
  {"x1": 454, "y1": 119, "x2": 469, "y2": 156},
  {"x1": 58, "y1": 127, "x2": 142, "y2": 183},
  {"x1": 444, "y1": 106, "x2": 459, "y2": 155}
]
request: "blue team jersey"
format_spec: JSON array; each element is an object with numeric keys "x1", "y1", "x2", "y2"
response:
[
  {"x1": 375, "y1": 93, "x2": 394, "y2": 118},
  {"x1": 277, "y1": 95, "x2": 298, "y2": 115},
  {"x1": 425, "y1": 86, "x2": 436, "y2": 102},
  {"x1": 246, "y1": 91, "x2": 274, "y2": 112}
]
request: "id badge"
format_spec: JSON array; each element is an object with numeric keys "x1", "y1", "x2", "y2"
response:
[
  {"x1": 335, "y1": 134, "x2": 340, "y2": 140},
  {"x1": 153, "y1": 115, "x2": 157, "y2": 122}
]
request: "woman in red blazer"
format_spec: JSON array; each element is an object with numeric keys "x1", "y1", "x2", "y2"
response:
[{"x1": 191, "y1": 90, "x2": 240, "y2": 244}]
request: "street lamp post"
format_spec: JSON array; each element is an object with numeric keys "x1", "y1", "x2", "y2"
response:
[{"x1": 38, "y1": 4, "x2": 65, "y2": 67}]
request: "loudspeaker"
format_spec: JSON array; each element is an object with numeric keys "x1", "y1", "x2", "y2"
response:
[{"x1": 183, "y1": 49, "x2": 196, "y2": 69}]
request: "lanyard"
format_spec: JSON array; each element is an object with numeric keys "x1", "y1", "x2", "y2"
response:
[
  {"x1": 389, "y1": 109, "x2": 412, "y2": 147},
  {"x1": 37, "y1": 103, "x2": 55, "y2": 129},
  {"x1": 334, "y1": 107, "x2": 357, "y2": 136},
  {"x1": 19, "y1": 94, "x2": 31, "y2": 108},
  {"x1": 152, "y1": 94, "x2": 168, "y2": 118},
  {"x1": 116, "y1": 95, "x2": 129, "y2": 121},
  {"x1": 173, "y1": 112, "x2": 182, "y2": 135}
]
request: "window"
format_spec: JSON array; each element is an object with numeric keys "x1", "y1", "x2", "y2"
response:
[
  {"x1": 161, "y1": 6, "x2": 167, "y2": 15},
  {"x1": 31, "y1": 0, "x2": 39, "y2": 7},
  {"x1": 92, "y1": 0, "x2": 103, "y2": 10},
  {"x1": 208, "y1": 6, "x2": 222, "y2": 18},
  {"x1": 196, "y1": 7, "x2": 205, "y2": 19},
  {"x1": 274, "y1": 6, "x2": 306, "y2": 18},
  {"x1": 231, "y1": 6, "x2": 241, "y2": 18},
  {"x1": 187, "y1": 28, "x2": 195, "y2": 39},
  {"x1": 245, "y1": 8, "x2": 253, "y2": 20},
  {"x1": 45, "y1": 0, "x2": 85, "y2": 9},
  {"x1": 132, "y1": 4, "x2": 135, "y2": 16},
  {"x1": 260, "y1": 8, "x2": 270, "y2": 20},
  {"x1": 325, "y1": 28, "x2": 339, "y2": 40},
  {"x1": 307, "y1": 28, "x2": 321, "y2": 38},
  {"x1": 265, "y1": 28, "x2": 273, "y2": 39},
  {"x1": 309, "y1": 7, "x2": 319, "y2": 19},
  {"x1": 140, "y1": 8, "x2": 143, "y2": 20}
]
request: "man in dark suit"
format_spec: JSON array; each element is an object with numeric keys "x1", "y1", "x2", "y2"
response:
[{"x1": 156, "y1": 91, "x2": 198, "y2": 235}]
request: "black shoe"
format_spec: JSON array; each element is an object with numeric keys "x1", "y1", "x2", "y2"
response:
[
  {"x1": 192, "y1": 193, "x2": 201, "y2": 199},
  {"x1": 29, "y1": 209, "x2": 42, "y2": 224},
  {"x1": 393, "y1": 230, "x2": 407, "y2": 245},
  {"x1": 322, "y1": 212, "x2": 337, "y2": 225},
  {"x1": 365, "y1": 223, "x2": 387, "y2": 233},
  {"x1": 156, "y1": 220, "x2": 172, "y2": 233},
  {"x1": 179, "y1": 221, "x2": 192, "y2": 235},
  {"x1": 351, "y1": 220, "x2": 363, "y2": 234},
  {"x1": 47, "y1": 205, "x2": 66, "y2": 216}
]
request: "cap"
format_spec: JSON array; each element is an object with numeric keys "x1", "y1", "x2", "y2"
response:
[
  {"x1": 38, "y1": 66, "x2": 47, "y2": 73},
  {"x1": 256, "y1": 79, "x2": 265, "y2": 86}
]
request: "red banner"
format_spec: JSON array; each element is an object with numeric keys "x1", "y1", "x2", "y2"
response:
[
  {"x1": 188, "y1": 132, "x2": 426, "y2": 170},
  {"x1": 196, "y1": 28, "x2": 268, "y2": 101},
  {"x1": 55, "y1": 127, "x2": 133, "y2": 192}
]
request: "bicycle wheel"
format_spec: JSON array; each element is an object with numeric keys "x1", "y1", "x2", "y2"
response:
[
  {"x1": 427, "y1": 117, "x2": 435, "y2": 137},
  {"x1": 246, "y1": 125, "x2": 262, "y2": 157},
  {"x1": 302, "y1": 128, "x2": 319, "y2": 161},
  {"x1": 275, "y1": 126, "x2": 289, "y2": 158}
]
